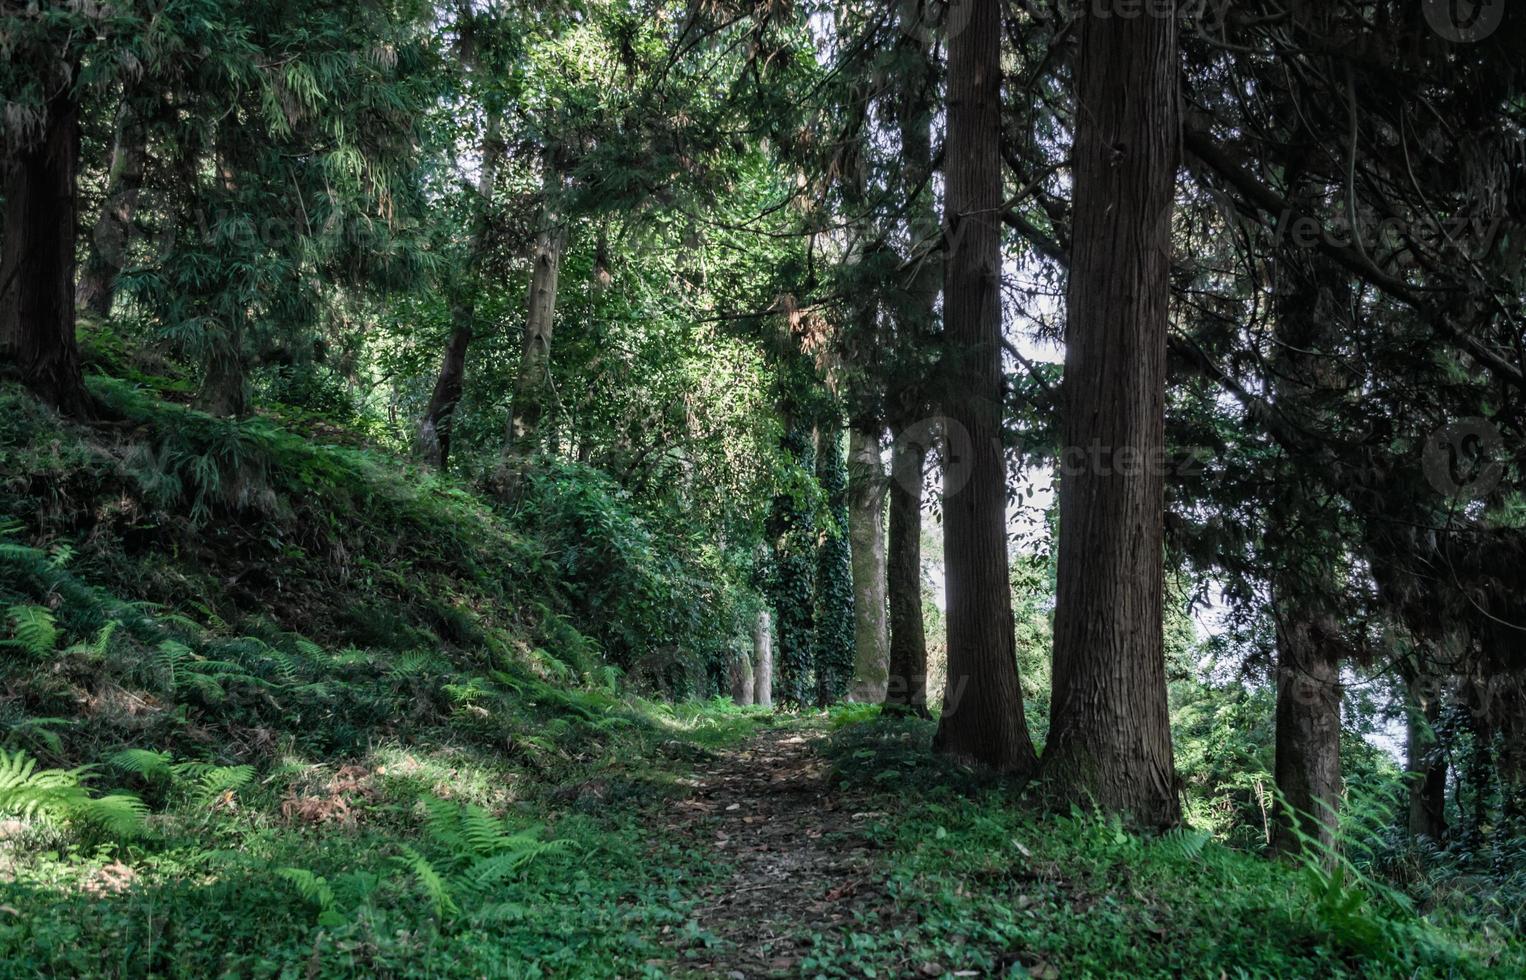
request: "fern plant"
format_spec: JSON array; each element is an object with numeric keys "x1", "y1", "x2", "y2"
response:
[
  {"x1": 3, "y1": 604, "x2": 58, "y2": 655},
  {"x1": 109, "y1": 750, "x2": 254, "y2": 809},
  {"x1": 393, "y1": 795, "x2": 575, "y2": 919},
  {"x1": 0, "y1": 748, "x2": 148, "y2": 838}
]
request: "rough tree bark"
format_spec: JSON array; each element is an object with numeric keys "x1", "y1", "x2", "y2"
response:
[
  {"x1": 499, "y1": 159, "x2": 565, "y2": 494},
  {"x1": 884, "y1": 420, "x2": 929, "y2": 716},
  {"x1": 753, "y1": 608, "x2": 773, "y2": 709},
  {"x1": 195, "y1": 125, "x2": 250, "y2": 418},
  {"x1": 729, "y1": 644, "x2": 755, "y2": 706},
  {"x1": 1406, "y1": 672, "x2": 1449, "y2": 840},
  {"x1": 0, "y1": 80, "x2": 93, "y2": 417},
  {"x1": 1042, "y1": 2, "x2": 1181, "y2": 825},
  {"x1": 846, "y1": 425, "x2": 889, "y2": 702},
  {"x1": 1270, "y1": 591, "x2": 1343, "y2": 854},
  {"x1": 418, "y1": 113, "x2": 503, "y2": 470},
  {"x1": 930, "y1": 0, "x2": 1038, "y2": 774},
  {"x1": 77, "y1": 92, "x2": 150, "y2": 319},
  {"x1": 882, "y1": 0, "x2": 937, "y2": 719}
]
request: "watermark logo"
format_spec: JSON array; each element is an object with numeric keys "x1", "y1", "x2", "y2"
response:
[
  {"x1": 1423, "y1": 418, "x2": 1503, "y2": 500},
  {"x1": 1423, "y1": 0, "x2": 1505, "y2": 43},
  {"x1": 900, "y1": 0, "x2": 975, "y2": 44}
]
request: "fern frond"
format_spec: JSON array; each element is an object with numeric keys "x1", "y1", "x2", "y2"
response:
[
  {"x1": 1160, "y1": 828, "x2": 1212, "y2": 862},
  {"x1": 467, "y1": 838, "x2": 572, "y2": 886},
  {"x1": 173, "y1": 763, "x2": 254, "y2": 807},
  {"x1": 394, "y1": 844, "x2": 459, "y2": 917},
  {"x1": 2, "y1": 717, "x2": 71, "y2": 754},
  {"x1": 65, "y1": 620, "x2": 119, "y2": 660},
  {"x1": 110, "y1": 748, "x2": 175, "y2": 781},
  {"x1": 4, "y1": 605, "x2": 58, "y2": 655},
  {"x1": 0, "y1": 749, "x2": 146, "y2": 837},
  {"x1": 276, "y1": 867, "x2": 336, "y2": 913},
  {"x1": 77, "y1": 794, "x2": 150, "y2": 837},
  {"x1": 459, "y1": 803, "x2": 515, "y2": 856}
]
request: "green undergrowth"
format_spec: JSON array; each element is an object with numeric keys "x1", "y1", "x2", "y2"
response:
[
  {"x1": 0, "y1": 377, "x2": 772, "y2": 976},
  {"x1": 810, "y1": 715, "x2": 1525, "y2": 979},
  {"x1": 0, "y1": 521, "x2": 772, "y2": 975}
]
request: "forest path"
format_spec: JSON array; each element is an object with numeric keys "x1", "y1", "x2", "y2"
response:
[{"x1": 660, "y1": 723, "x2": 909, "y2": 978}]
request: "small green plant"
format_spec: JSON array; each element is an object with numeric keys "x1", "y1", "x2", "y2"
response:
[
  {"x1": 3, "y1": 604, "x2": 59, "y2": 655},
  {"x1": 392, "y1": 795, "x2": 577, "y2": 919},
  {"x1": 0, "y1": 748, "x2": 148, "y2": 838}
]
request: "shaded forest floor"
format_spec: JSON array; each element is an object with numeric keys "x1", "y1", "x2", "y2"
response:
[
  {"x1": 662, "y1": 726, "x2": 898, "y2": 977},
  {"x1": 646, "y1": 717, "x2": 1521, "y2": 979},
  {"x1": 2, "y1": 380, "x2": 1520, "y2": 977}
]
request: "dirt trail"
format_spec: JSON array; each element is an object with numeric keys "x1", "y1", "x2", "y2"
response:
[{"x1": 660, "y1": 726, "x2": 904, "y2": 977}]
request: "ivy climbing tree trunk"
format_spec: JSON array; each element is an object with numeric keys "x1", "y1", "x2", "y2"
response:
[
  {"x1": 500, "y1": 159, "x2": 565, "y2": 495},
  {"x1": 814, "y1": 423, "x2": 855, "y2": 707},
  {"x1": 418, "y1": 113, "x2": 503, "y2": 470},
  {"x1": 753, "y1": 607, "x2": 773, "y2": 709},
  {"x1": 767, "y1": 418, "x2": 816, "y2": 707},
  {"x1": 0, "y1": 80, "x2": 93, "y2": 418},
  {"x1": 931, "y1": 0, "x2": 1038, "y2": 773},
  {"x1": 77, "y1": 90, "x2": 150, "y2": 319},
  {"x1": 846, "y1": 424, "x2": 889, "y2": 702},
  {"x1": 1043, "y1": 2, "x2": 1180, "y2": 825}
]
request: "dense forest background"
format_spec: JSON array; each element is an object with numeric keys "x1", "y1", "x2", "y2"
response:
[{"x1": 1, "y1": 0, "x2": 1525, "y2": 975}]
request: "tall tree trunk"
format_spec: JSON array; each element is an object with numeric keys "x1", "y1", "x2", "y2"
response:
[
  {"x1": 884, "y1": 419, "x2": 929, "y2": 716},
  {"x1": 1042, "y1": 3, "x2": 1180, "y2": 825},
  {"x1": 0, "y1": 83, "x2": 92, "y2": 417},
  {"x1": 1270, "y1": 594, "x2": 1343, "y2": 854},
  {"x1": 77, "y1": 93, "x2": 149, "y2": 319},
  {"x1": 729, "y1": 644, "x2": 755, "y2": 706},
  {"x1": 195, "y1": 126, "x2": 249, "y2": 418},
  {"x1": 814, "y1": 423, "x2": 855, "y2": 707},
  {"x1": 1406, "y1": 672, "x2": 1449, "y2": 840},
  {"x1": 847, "y1": 425, "x2": 889, "y2": 702},
  {"x1": 753, "y1": 608, "x2": 773, "y2": 709},
  {"x1": 418, "y1": 114, "x2": 503, "y2": 470},
  {"x1": 500, "y1": 159, "x2": 565, "y2": 493},
  {"x1": 930, "y1": 0, "x2": 1038, "y2": 774},
  {"x1": 882, "y1": 0, "x2": 937, "y2": 719},
  {"x1": 199, "y1": 319, "x2": 249, "y2": 418}
]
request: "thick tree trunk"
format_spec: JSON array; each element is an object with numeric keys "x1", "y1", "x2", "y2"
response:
[
  {"x1": 0, "y1": 84, "x2": 92, "y2": 417},
  {"x1": 1406, "y1": 673, "x2": 1449, "y2": 840},
  {"x1": 884, "y1": 419, "x2": 929, "y2": 716},
  {"x1": 930, "y1": 0, "x2": 1038, "y2": 774},
  {"x1": 882, "y1": 0, "x2": 937, "y2": 720},
  {"x1": 1042, "y1": 3, "x2": 1180, "y2": 826},
  {"x1": 1270, "y1": 598, "x2": 1344, "y2": 855},
  {"x1": 77, "y1": 94, "x2": 149, "y2": 319},
  {"x1": 198, "y1": 322, "x2": 249, "y2": 418},
  {"x1": 846, "y1": 425, "x2": 889, "y2": 702},
  {"x1": 418, "y1": 114, "x2": 503, "y2": 471},
  {"x1": 418, "y1": 319, "x2": 473, "y2": 469},
  {"x1": 195, "y1": 128, "x2": 250, "y2": 418},
  {"x1": 1489, "y1": 673, "x2": 1526, "y2": 823},
  {"x1": 500, "y1": 160, "x2": 565, "y2": 492},
  {"x1": 753, "y1": 608, "x2": 773, "y2": 709},
  {"x1": 729, "y1": 644, "x2": 755, "y2": 706}
]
